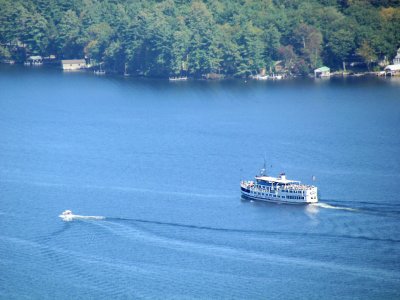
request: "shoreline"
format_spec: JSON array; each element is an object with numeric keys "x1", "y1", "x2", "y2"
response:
[{"x1": 1, "y1": 62, "x2": 398, "y2": 81}]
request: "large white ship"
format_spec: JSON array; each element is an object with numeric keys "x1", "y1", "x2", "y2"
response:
[{"x1": 240, "y1": 169, "x2": 318, "y2": 204}]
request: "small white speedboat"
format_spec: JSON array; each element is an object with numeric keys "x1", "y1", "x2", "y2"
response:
[
  {"x1": 59, "y1": 210, "x2": 74, "y2": 221},
  {"x1": 59, "y1": 210, "x2": 105, "y2": 222}
]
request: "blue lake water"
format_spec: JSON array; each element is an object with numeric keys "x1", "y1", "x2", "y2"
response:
[{"x1": 1, "y1": 65, "x2": 400, "y2": 299}]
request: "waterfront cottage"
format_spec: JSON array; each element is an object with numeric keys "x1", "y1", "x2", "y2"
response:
[
  {"x1": 384, "y1": 48, "x2": 400, "y2": 76},
  {"x1": 384, "y1": 64, "x2": 400, "y2": 76},
  {"x1": 61, "y1": 59, "x2": 86, "y2": 70},
  {"x1": 314, "y1": 66, "x2": 330, "y2": 78}
]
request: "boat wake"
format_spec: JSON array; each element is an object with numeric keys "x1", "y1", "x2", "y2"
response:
[
  {"x1": 59, "y1": 210, "x2": 105, "y2": 222},
  {"x1": 74, "y1": 218, "x2": 400, "y2": 281},
  {"x1": 311, "y1": 202, "x2": 357, "y2": 212},
  {"x1": 314, "y1": 200, "x2": 400, "y2": 218},
  {"x1": 55, "y1": 211, "x2": 400, "y2": 244}
]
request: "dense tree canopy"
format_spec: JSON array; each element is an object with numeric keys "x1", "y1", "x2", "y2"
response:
[{"x1": 0, "y1": 0, "x2": 399, "y2": 77}]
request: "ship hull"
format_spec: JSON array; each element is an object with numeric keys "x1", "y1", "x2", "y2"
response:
[{"x1": 240, "y1": 189, "x2": 315, "y2": 204}]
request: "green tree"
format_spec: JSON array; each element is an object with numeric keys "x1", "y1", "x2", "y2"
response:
[
  {"x1": 186, "y1": 1, "x2": 221, "y2": 76},
  {"x1": 293, "y1": 23, "x2": 323, "y2": 71},
  {"x1": 0, "y1": 0, "x2": 19, "y2": 45},
  {"x1": 56, "y1": 10, "x2": 82, "y2": 58},
  {"x1": 325, "y1": 28, "x2": 355, "y2": 67},
  {"x1": 278, "y1": 45, "x2": 298, "y2": 74},
  {"x1": 236, "y1": 21, "x2": 265, "y2": 76},
  {"x1": 19, "y1": 12, "x2": 49, "y2": 54},
  {"x1": 263, "y1": 25, "x2": 281, "y2": 68},
  {"x1": 0, "y1": 45, "x2": 11, "y2": 60},
  {"x1": 83, "y1": 22, "x2": 114, "y2": 61},
  {"x1": 170, "y1": 16, "x2": 191, "y2": 75},
  {"x1": 357, "y1": 40, "x2": 377, "y2": 70},
  {"x1": 214, "y1": 23, "x2": 241, "y2": 75}
]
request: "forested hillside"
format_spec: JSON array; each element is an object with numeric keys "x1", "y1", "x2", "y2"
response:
[{"x1": 0, "y1": 0, "x2": 399, "y2": 77}]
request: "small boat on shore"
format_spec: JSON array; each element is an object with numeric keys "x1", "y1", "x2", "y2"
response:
[
  {"x1": 240, "y1": 167, "x2": 318, "y2": 204},
  {"x1": 169, "y1": 76, "x2": 188, "y2": 81},
  {"x1": 252, "y1": 74, "x2": 283, "y2": 81}
]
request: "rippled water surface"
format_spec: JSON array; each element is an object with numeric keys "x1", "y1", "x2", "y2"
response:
[{"x1": 1, "y1": 66, "x2": 400, "y2": 299}]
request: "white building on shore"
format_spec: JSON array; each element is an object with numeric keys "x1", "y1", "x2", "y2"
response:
[
  {"x1": 61, "y1": 59, "x2": 87, "y2": 71},
  {"x1": 314, "y1": 66, "x2": 330, "y2": 78},
  {"x1": 384, "y1": 48, "x2": 400, "y2": 76}
]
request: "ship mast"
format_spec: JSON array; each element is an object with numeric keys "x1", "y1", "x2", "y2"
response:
[{"x1": 260, "y1": 156, "x2": 267, "y2": 176}]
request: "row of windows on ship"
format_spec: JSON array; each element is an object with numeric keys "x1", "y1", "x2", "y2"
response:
[
  {"x1": 255, "y1": 186, "x2": 304, "y2": 194},
  {"x1": 251, "y1": 191, "x2": 305, "y2": 200}
]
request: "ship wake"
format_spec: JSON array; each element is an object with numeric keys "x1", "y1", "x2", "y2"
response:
[{"x1": 311, "y1": 202, "x2": 357, "y2": 212}]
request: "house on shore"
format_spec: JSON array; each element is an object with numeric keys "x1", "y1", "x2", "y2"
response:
[
  {"x1": 314, "y1": 66, "x2": 330, "y2": 78},
  {"x1": 385, "y1": 64, "x2": 400, "y2": 76},
  {"x1": 61, "y1": 59, "x2": 87, "y2": 71},
  {"x1": 384, "y1": 48, "x2": 400, "y2": 76}
]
